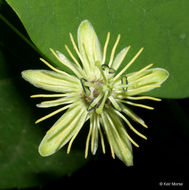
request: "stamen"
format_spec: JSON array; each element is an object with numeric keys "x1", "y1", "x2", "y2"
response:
[
  {"x1": 64, "y1": 44, "x2": 83, "y2": 71},
  {"x1": 88, "y1": 93, "x2": 103, "y2": 111},
  {"x1": 126, "y1": 96, "x2": 161, "y2": 101},
  {"x1": 109, "y1": 34, "x2": 121, "y2": 67},
  {"x1": 80, "y1": 78, "x2": 91, "y2": 96},
  {"x1": 96, "y1": 91, "x2": 109, "y2": 114},
  {"x1": 108, "y1": 67, "x2": 116, "y2": 74},
  {"x1": 35, "y1": 104, "x2": 71, "y2": 124},
  {"x1": 115, "y1": 110, "x2": 147, "y2": 140},
  {"x1": 40, "y1": 58, "x2": 70, "y2": 76},
  {"x1": 95, "y1": 61, "x2": 107, "y2": 82},
  {"x1": 109, "y1": 96, "x2": 122, "y2": 111},
  {"x1": 120, "y1": 100, "x2": 154, "y2": 110},
  {"x1": 113, "y1": 47, "x2": 144, "y2": 82},
  {"x1": 102, "y1": 32, "x2": 110, "y2": 65},
  {"x1": 101, "y1": 64, "x2": 108, "y2": 70},
  {"x1": 50, "y1": 48, "x2": 82, "y2": 78},
  {"x1": 102, "y1": 64, "x2": 116, "y2": 74},
  {"x1": 128, "y1": 63, "x2": 153, "y2": 79},
  {"x1": 121, "y1": 76, "x2": 128, "y2": 91},
  {"x1": 112, "y1": 84, "x2": 130, "y2": 91}
]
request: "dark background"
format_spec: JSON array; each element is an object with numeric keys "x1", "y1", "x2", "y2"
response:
[{"x1": 41, "y1": 98, "x2": 188, "y2": 189}]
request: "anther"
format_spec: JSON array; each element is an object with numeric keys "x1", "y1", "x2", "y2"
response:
[
  {"x1": 121, "y1": 76, "x2": 128, "y2": 91},
  {"x1": 96, "y1": 91, "x2": 109, "y2": 114},
  {"x1": 102, "y1": 64, "x2": 116, "y2": 74},
  {"x1": 109, "y1": 96, "x2": 122, "y2": 111},
  {"x1": 80, "y1": 78, "x2": 90, "y2": 96},
  {"x1": 102, "y1": 64, "x2": 109, "y2": 71},
  {"x1": 87, "y1": 99, "x2": 96, "y2": 111},
  {"x1": 87, "y1": 93, "x2": 103, "y2": 111},
  {"x1": 95, "y1": 61, "x2": 107, "y2": 82}
]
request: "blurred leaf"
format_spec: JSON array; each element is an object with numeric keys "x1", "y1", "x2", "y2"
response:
[
  {"x1": 0, "y1": 0, "x2": 3, "y2": 6},
  {"x1": 0, "y1": 4, "x2": 87, "y2": 188},
  {"x1": 5, "y1": 0, "x2": 189, "y2": 98},
  {"x1": 0, "y1": 77, "x2": 87, "y2": 189}
]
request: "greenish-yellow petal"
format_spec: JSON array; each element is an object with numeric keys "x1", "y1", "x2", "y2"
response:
[
  {"x1": 90, "y1": 114, "x2": 99, "y2": 155},
  {"x1": 112, "y1": 47, "x2": 128, "y2": 70},
  {"x1": 38, "y1": 103, "x2": 88, "y2": 156},
  {"x1": 101, "y1": 108, "x2": 133, "y2": 166},
  {"x1": 22, "y1": 70, "x2": 80, "y2": 93},
  {"x1": 126, "y1": 68, "x2": 169, "y2": 96},
  {"x1": 77, "y1": 20, "x2": 102, "y2": 76}
]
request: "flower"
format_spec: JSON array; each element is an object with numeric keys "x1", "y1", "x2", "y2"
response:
[{"x1": 22, "y1": 20, "x2": 169, "y2": 166}]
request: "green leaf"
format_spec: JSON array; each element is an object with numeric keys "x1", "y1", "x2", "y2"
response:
[{"x1": 5, "y1": 0, "x2": 189, "y2": 98}]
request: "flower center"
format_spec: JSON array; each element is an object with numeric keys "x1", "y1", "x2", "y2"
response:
[{"x1": 80, "y1": 61, "x2": 117, "y2": 114}]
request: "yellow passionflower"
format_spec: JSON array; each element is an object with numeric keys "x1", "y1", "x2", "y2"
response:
[{"x1": 22, "y1": 20, "x2": 169, "y2": 166}]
